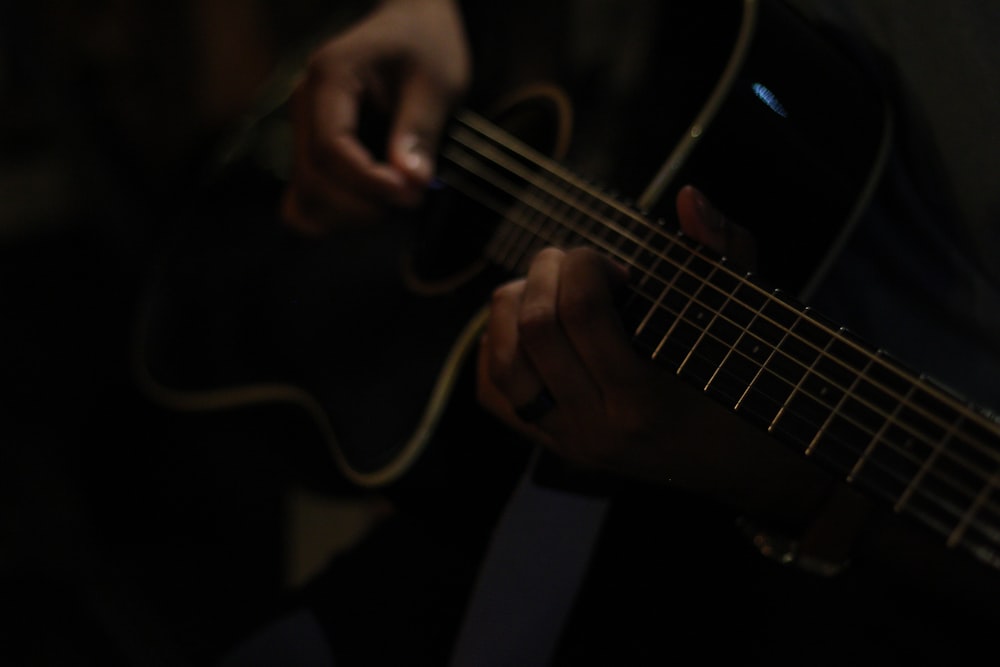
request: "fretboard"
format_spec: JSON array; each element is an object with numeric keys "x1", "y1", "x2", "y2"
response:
[{"x1": 440, "y1": 109, "x2": 1000, "y2": 571}]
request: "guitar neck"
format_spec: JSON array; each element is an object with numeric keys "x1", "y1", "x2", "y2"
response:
[{"x1": 440, "y1": 109, "x2": 1000, "y2": 572}]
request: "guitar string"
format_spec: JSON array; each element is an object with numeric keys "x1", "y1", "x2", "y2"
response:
[
  {"x1": 510, "y1": 179, "x2": 583, "y2": 272},
  {"x1": 491, "y1": 168, "x2": 583, "y2": 272},
  {"x1": 440, "y1": 117, "x2": 1000, "y2": 539},
  {"x1": 509, "y1": 176, "x2": 575, "y2": 271},
  {"x1": 439, "y1": 151, "x2": 1000, "y2": 549}
]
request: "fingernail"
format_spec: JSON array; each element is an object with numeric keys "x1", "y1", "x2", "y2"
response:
[{"x1": 399, "y1": 134, "x2": 433, "y2": 183}]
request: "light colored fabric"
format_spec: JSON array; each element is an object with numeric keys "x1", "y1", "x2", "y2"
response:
[
  {"x1": 448, "y1": 454, "x2": 610, "y2": 667},
  {"x1": 218, "y1": 609, "x2": 336, "y2": 667}
]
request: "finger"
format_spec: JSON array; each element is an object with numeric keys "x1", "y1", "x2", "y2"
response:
[
  {"x1": 485, "y1": 280, "x2": 548, "y2": 409},
  {"x1": 286, "y1": 82, "x2": 390, "y2": 231},
  {"x1": 307, "y1": 68, "x2": 411, "y2": 194},
  {"x1": 294, "y1": 52, "x2": 423, "y2": 219},
  {"x1": 475, "y1": 332, "x2": 556, "y2": 446},
  {"x1": 285, "y1": 98, "x2": 403, "y2": 229},
  {"x1": 556, "y1": 248, "x2": 649, "y2": 391},
  {"x1": 675, "y1": 184, "x2": 728, "y2": 252},
  {"x1": 286, "y1": 82, "x2": 383, "y2": 232},
  {"x1": 387, "y1": 72, "x2": 454, "y2": 189},
  {"x1": 517, "y1": 248, "x2": 602, "y2": 415},
  {"x1": 675, "y1": 185, "x2": 757, "y2": 270}
]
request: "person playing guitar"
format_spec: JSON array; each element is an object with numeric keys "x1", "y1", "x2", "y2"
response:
[{"x1": 219, "y1": 0, "x2": 1000, "y2": 663}]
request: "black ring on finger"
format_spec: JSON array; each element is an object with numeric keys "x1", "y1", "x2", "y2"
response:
[{"x1": 514, "y1": 388, "x2": 556, "y2": 423}]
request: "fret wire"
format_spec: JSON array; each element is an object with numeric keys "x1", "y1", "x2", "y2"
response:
[
  {"x1": 702, "y1": 279, "x2": 746, "y2": 392},
  {"x1": 604, "y1": 208, "x2": 633, "y2": 258},
  {"x1": 895, "y1": 412, "x2": 958, "y2": 513},
  {"x1": 621, "y1": 212, "x2": 660, "y2": 270},
  {"x1": 766, "y1": 313, "x2": 825, "y2": 436},
  {"x1": 673, "y1": 263, "x2": 722, "y2": 377},
  {"x1": 641, "y1": 253, "x2": 696, "y2": 349},
  {"x1": 805, "y1": 351, "x2": 872, "y2": 457},
  {"x1": 442, "y1": 118, "x2": 1000, "y2": 528},
  {"x1": 949, "y1": 464, "x2": 1000, "y2": 548},
  {"x1": 848, "y1": 383, "x2": 913, "y2": 485},
  {"x1": 445, "y1": 123, "x2": 1000, "y2": 469},
  {"x1": 734, "y1": 294, "x2": 786, "y2": 411},
  {"x1": 632, "y1": 231, "x2": 671, "y2": 299}
]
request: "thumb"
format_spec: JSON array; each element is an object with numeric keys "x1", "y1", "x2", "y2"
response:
[
  {"x1": 675, "y1": 184, "x2": 757, "y2": 271},
  {"x1": 387, "y1": 74, "x2": 453, "y2": 186},
  {"x1": 675, "y1": 184, "x2": 728, "y2": 253}
]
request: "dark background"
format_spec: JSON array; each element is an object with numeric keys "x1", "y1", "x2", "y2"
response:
[{"x1": 0, "y1": 2, "x2": 372, "y2": 664}]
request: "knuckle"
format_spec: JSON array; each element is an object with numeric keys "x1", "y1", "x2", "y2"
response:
[
  {"x1": 533, "y1": 246, "x2": 564, "y2": 265},
  {"x1": 425, "y1": 59, "x2": 471, "y2": 99},
  {"x1": 564, "y1": 245, "x2": 601, "y2": 267},
  {"x1": 444, "y1": 57, "x2": 472, "y2": 95},
  {"x1": 490, "y1": 281, "x2": 520, "y2": 309}
]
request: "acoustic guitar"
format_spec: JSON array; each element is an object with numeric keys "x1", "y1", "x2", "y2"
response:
[{"x1": 134, "y1": 0, "x2": 1000, "y2": 573}]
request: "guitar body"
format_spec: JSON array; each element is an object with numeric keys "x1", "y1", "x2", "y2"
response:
[{"x1": 138, "y1": 0, "x2": 890, "y2": 488}]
